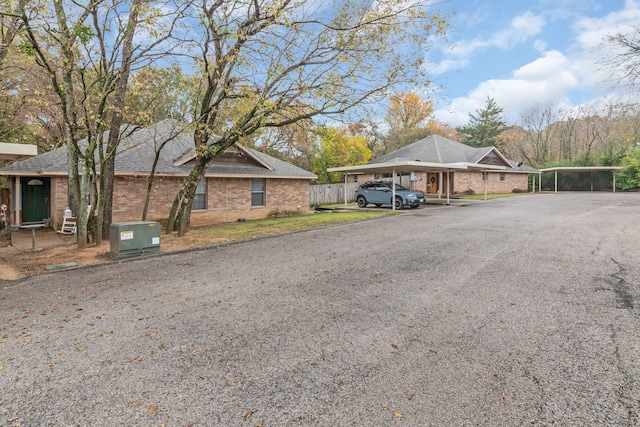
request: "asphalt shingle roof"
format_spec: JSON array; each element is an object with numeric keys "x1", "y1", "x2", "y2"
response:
[
  {"x1": 369, "y1": 134, "x2": 537, "y2": 172},
  {"x1": 0, "y1": 120, "x2": 317, "y2": 179}
]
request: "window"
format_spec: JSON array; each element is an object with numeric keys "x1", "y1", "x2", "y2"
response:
[
  {"x1": 482, "y1": 171, "x2": 488, "y2": 181},
  {"x1": 192, "y1": 179, "x2": 207, "y2": 210},
  {"x1": 499, "y1": 172, "x2": 505, "y2": 181},
  {"x1": 251, "y1": 178, "x2": 266, "y2": 206}
]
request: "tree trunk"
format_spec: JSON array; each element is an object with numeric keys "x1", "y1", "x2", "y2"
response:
[
  {"x1": 166, "y1": 161, "x2": 207, "y2": 236},
  {"x1": 101, "y1": 0, "x2": 140, "y2": 241}
]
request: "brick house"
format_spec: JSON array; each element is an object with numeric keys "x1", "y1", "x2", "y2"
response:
[
  {"x1": 0, "y1": 120, "x2": 317, "y2": 229},
  {"x1": 330, "y1": 134, "x2": 538, "y2": 197}
]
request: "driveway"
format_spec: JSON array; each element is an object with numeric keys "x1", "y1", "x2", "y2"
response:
[{"x1": 1, "y1": 193, "x2": 639, "y2": 426}]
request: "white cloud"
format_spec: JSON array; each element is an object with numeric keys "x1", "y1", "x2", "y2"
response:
[
  {"x1": 533, "y1": 39, "x2": 547, "y2": 52},
  {"x1": 433, "y1": 1, "x2": 640, "y2": 128},
  {"x1": 430, "y1": 58, "x2": 469, "y2": 75},
  {"x1": 433, "y1": 11, "x2": 546, "y2": 75},
  {"x1": 489, "y1": 12, "x2": 546, "y2": 48},
  {"x1": 573, "y1": 0, "x2": 640, "y2": 50},
  {"x1": 434, "y1": 50, "x2": 579, "y2": 126}
]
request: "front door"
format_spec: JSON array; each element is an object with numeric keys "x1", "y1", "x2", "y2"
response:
[{"x1": 21, "y1": 178, "x2": 50, "y2": 223}]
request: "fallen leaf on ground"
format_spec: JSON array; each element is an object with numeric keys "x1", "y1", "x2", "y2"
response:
[
  {"x1": 147, "y1": 404, "x2": 158, "y2": 414},
  {"x1": 395, "y1": 412, "x2": 405, "y2": 419}
]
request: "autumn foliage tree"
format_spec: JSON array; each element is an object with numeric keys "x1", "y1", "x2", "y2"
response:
[
  {"x1": 381, "y1": 91, "x2": 435, "y2": 153},
  {"x1": 313, "y1": 126, "x2": 371, "y2": 184},
  {"x1": 16, "y1": 0, "x2": 182, "y2": 246},
  {"x1": 165, "y1": 0, "x2": 449, "y2": 236}
]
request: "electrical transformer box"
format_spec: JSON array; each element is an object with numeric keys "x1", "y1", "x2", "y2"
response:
[{"x1": 109, "y1": 221, "x2": 161, "y2": 259}]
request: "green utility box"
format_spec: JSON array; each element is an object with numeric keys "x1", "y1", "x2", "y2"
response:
[{"x1": 109, "y1": 221, "x2": 161, "y2": 259}]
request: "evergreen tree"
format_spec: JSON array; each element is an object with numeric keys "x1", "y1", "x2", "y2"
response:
[{"x1": 457, "y1": 97, "x2": 507, "y2": 148}]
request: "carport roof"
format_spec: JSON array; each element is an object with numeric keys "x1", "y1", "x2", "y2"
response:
[
  {"x1": 540, "y1": 166, "x2": 623, "y2": 173},
  {"x1": 327, "y1": 160, "x2": 475, "y2": 175},
  {"x1": 328, "y1": 134, "x2": 539, "y2": 175}
]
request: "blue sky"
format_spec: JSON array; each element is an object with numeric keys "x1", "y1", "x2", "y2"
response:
[{"x1": 429, "y1": 0, "x2": 640, "y2": 126}]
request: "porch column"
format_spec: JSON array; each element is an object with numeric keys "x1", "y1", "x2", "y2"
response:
[
  {"x1": 438, "y1": 171, "x2": 443, "y2": 199},
  {"x1": 446, "y1": 169, "x2": 450, "y2": 205},
  {"x1": 392, "y1": 168, "x2": 397, "y2": 211},
  {"x1": 555, "y1": 170, "x2": 558, "y2": 193},
  {"x1": 483, "y1": 170, "x2": 487, "y2": 201},
  {"x1": 539, "y1": 173, "x2": 542, "y2": 192},
  {"x1": 343, "y1": 173, "x2": 348, "y2": 207},
  {"x1": 613, "y1": 171, "x2": 616, "y2": 193},
  {"x1": 532, "y1": 175, "x2": 535, "y2": 193},
  {"x1": 14, "y1": 176, "x2": 21, "y2": 224},
  {"x1": 590, "y1": 171, "x2": 594, "y2": 192}
]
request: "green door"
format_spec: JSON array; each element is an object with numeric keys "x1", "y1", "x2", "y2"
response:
[{"x1": 21, "y1": 178, "x2": 50, "y2": 223}]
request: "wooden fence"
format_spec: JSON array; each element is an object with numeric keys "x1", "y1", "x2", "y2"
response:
[
  {"x1": 309, "y1": 176, "x2": 413, "y2": 206},
  {"x1": 309, "y1": 182, "x2": 359, "y2": 206}
]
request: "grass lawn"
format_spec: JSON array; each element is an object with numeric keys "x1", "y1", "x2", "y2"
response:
[{"x1": 188, "y1": 209, "x2": 395, "y2": 241}]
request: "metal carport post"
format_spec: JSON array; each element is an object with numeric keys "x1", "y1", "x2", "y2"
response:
[{"x1": 540, "y1": 166, "x2": 624, "y2": 193}]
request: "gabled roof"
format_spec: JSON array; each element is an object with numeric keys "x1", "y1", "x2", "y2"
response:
[
  {"x1": 0, "y1": 119, "x2": 317, "y2": 180},
  {"x1": 368, "y1": 134, "x2": 537, "y2": 173},
  {"x1": 371, "y1": 135, "x2": 501, "y2": 165}
]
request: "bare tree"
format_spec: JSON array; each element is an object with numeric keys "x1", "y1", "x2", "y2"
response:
[
  {"x1": 516, "y1": 105, "x2": 558, "y2": 167},
  {"x1": 601, "y1": 24, "x2": 640, "y2": 90},
  {"x1": 167, "y1": 0, "x2": 449, "y2": 235},
  {"x1": 17, "y1": 0, "x2": 184, "y2": 247},
  {"x1": 141, "y1": 121, "x2": 184, "y2": 221}
]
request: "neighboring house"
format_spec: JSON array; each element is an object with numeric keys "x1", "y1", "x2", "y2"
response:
[
  {"x1": 0, "y1": 120, "x2": 317, "y2": 229},
  {"x1": 330, "y1": 134, "x2": 538, "y2": 196}
]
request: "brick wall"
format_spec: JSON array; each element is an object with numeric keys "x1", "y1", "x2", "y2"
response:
[
  {"x1": 111, "y1": 175, "x2": 311, "y2": 226},
  {"x1": 49, "y1": 176, "x2": 69, "y2": 227},
  {"x1": 399, "y1": 171, "x2": 528, "y2": 195},
  {"x1": 452, "y1": 171, "x2": 528, "y2": 194}
]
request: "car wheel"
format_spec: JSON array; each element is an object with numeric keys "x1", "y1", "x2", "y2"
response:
[
  {"x1": 357, "y1": 196, "x2": 367, "y2": 208},
  {"x1": 394, "y1": 196, "x2": 403, "y2": 210}
]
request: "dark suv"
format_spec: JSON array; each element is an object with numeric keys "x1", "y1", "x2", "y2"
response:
[{"x1": 354, "y1": 181, "x2": 425, "y2": 209}]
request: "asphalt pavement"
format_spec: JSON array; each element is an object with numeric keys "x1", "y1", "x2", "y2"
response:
[{"x1": 1, "y1": 193, "x2": 639, "y2": 426}]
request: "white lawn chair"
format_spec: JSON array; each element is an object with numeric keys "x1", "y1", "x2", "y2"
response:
[
  {"x1": 57, "y1": 207, "x2": 77, "y2": 235},
  {"x1": 57, "y1": 216, "x2": 77, "y2": 235}
]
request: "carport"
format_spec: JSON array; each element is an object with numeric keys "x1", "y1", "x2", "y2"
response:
[
  {"x1": 539, "y1": 166, "x2": 623, "y2": 192},
  {"x1": 327, "y1": 161, "x2": 507, "y2": 209}
]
